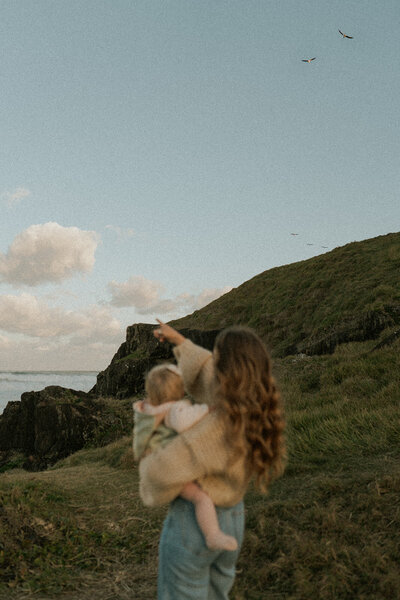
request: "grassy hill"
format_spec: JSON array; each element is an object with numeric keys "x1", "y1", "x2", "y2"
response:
[
  {"x1": 1, "y1": 233, "x2": 399, "y2": 599},
  {"x1": 171, "y1": 232, "x2": 400, "y2": 356}
]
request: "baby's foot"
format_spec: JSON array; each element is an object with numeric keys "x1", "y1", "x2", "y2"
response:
[{"x1": 205, "y1": 531, "x2": 238, "y2": 552}]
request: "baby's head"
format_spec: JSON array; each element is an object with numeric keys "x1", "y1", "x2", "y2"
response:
[{"x1": 145, "y1": 364, "x2": 185, "y2": 406}]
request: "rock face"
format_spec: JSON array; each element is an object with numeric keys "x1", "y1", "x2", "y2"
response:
[
  {"x1": 370, "y1": 327, "x2": 400, "y2": 352},
  {"x1": 92, "y1": 323, "x2": 221, "y2": 398},
  {"x1": 298, "y1": 306, "x2": 400, "y2": 356},
  {"x1": 0, "y1": 386, "x2": 101, "y2": 470},
  {"x1": 0, "y1": 324, "x2": 220, "y2": 471}
]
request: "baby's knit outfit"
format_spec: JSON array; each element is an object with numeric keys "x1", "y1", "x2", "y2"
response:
[{"x1": 133, "y1": 398, "x2": 209, "y2": 461}]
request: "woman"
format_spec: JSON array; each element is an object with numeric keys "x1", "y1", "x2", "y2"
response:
[{"x1": 139, "y1": 320, "x2": 286, "y2": 599}]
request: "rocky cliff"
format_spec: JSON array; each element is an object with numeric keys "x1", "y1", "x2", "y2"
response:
[
  {"x1": 91, "y1": 323, "x2": 220, "y2": 398},
  {"x1": 298, "y1": 305, "x2": 400, "y2": 356},
  {"x1": 0, "y1": 386, "x2": 102, "y2": 470},
  {"x1": 0, "y1": 324, "x2": 220, "y2": 471}
]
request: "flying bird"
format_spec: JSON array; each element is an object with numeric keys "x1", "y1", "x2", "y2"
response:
[
  {"x1": 302, "y1": 57, "x2": 316, "y2": 63},
  {"x1": 306, "y1": 243, "x2": 314, "y2": 246},
  {"x1": 290, "y1": 233, "x2": 299, "y2": 236},
  {"x1": 339, "y1": 29, "x2": 353, "y2": 39}
]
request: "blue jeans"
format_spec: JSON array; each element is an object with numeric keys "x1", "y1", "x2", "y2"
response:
[{"x1": 157, "y1": 497, "x2": 245, "y2": 600}]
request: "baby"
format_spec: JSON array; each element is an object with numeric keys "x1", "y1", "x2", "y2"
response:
[{"x1": 133, "y1": 363, "x2": 238, "y2": 552}]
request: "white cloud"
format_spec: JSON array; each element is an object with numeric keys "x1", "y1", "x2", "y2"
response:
[
  {"x1": 69, "y1": 306, "x2": 122, "y2": 344},
  {"x1": 177, "y1": 287, "x2": 234, "y2": 311},
  {"x1": 0, "y1": 282, "x2": 233, "y2": 371},
  {"x1": 1, "y1": 187, "x2": 31, "y2": 207},
  {"x1": 0, "y1": 294, "x2": 69, "y2": 336},
  {"x1": 0, "y1": 336, "x2": 117, "y2": 371},
  {"x1": 0, "y1": 222, "x2": 99, "y2": 286},
  {"x1": 108, "y1": 276, "x2": 165, "y2": 310},
  {"x1": 0, "y1": 293, "x2": 122, "y2": 342},
  {"x1": 108, "y1": 275, "x2": 232, "y2": 316}
]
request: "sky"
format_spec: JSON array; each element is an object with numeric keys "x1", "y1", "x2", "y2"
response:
[{"x1": 0, "y1": 0, "x2": 399, "y2": 371}]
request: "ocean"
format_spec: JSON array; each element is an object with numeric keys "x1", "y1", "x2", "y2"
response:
[{"x1": 0, "y1": 371, "x2": 98, "y2": 415}]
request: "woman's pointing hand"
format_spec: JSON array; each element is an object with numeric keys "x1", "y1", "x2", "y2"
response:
[{"x1": 154, "y1": 319, "x2": 186, "y2": 346}]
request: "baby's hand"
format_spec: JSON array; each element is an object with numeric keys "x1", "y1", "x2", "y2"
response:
[{"x1": 132, "y1": 400, "x2": 144, "y2": 412}]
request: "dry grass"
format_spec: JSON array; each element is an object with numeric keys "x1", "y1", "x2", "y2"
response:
[
  {"x1": 1, "y1": 452, "x2": 399, "y2": 600},
  {"x1": 0, "y1": 449, "x2": 166, "y2": 599}
]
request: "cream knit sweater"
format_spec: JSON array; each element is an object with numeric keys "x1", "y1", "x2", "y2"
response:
[{"x1": 139, "y1": 339, "x2": 252, "y2": 508}]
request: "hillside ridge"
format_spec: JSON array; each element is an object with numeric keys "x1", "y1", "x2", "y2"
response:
[
  {"x1": 1, "y1": 232, "x2": 399, "y2": 470},
  {"x1": 171, "y1": 232, "x2": 400, "y2": 356}
]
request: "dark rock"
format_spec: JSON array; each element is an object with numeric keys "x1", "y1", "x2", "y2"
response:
[
  {"x1": 0, "y1": 324, "x2": 220, "y2": 471},
  {"x1": 91, "y1": 323, "x2": 220, "y2": 398},
  {"x1": 370, "y1": 328, "x2": 400, "y2": 352},
  {"x1": 0, "y1": 386, "x2": 102, "y2": 470},
  {"x1": 298, "y1": 307, "x2": 399, "y2": 356}
]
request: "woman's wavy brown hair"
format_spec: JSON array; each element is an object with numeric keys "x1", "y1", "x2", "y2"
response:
[{"x1": 214, "y1": 326, "x2": 286, "y2": 493}]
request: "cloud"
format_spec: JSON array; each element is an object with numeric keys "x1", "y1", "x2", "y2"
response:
[
  {"x1": 0, "y1": 336, "x2": 118, "y2": 371},
  {"x1": 0, "y1": 222, "x2": 99, "y2": 286},
  {"x1": 108, "y1": 275, "x2": 232, "y2": 316},
  {"x1": 0, "y1": 293, "x2": 122, "y2": 342},
  {"x1": 1, "y1": 187, "x2": 31, "y2": 207},
  {"x1": 108, "y1": 276, "x2": 165, "y2": 310},
  {"x1": 0, "y1": 294, "x2": 69, "y2": 337},
  {"x1": 175, "y1": 287, "x2": 234, "y2": 311},
  {"x1": 69, "y1": 306, "x2": 123, "y2": 344}
]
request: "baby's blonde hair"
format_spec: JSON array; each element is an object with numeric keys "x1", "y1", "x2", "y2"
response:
[{"x1": 145, "y1": 364, "x2": 185, "y2": 406}]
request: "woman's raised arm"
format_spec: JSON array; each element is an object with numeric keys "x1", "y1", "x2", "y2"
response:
[
  {"x1": 154, "y1": 319, "x2": 186, "y2": 346},
  {"x1": 154, "y1": 318, "x2": 215, "y2": 405}
]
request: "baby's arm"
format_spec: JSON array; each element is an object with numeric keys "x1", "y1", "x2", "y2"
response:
[{"x1": 139, "y1": 399, "x2": 175, "y2": 426}]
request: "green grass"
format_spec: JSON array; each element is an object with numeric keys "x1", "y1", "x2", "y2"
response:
[
  {"x1": 0, "y1": 452, "x2": 26, "y2": 474},
  {"x1": 171, "y1": 232, "x2": 400, "y2": 357},
  {"x1": 234, "y1": 459, "x2": 400, "y2": 600},
  {"x1": 1, "y1": 337, "x2": 399, "y2": 599}
]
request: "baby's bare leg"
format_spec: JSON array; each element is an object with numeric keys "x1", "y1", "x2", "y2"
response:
[{"x1": 180, "y1": 482, "x2": 238, "y2": 551}]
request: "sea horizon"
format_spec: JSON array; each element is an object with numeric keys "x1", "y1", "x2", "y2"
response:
[
  {"x1": 0, "y1": 369, "x2": 99, "y2": 373},
  {"x1": 0, "y1": 370, "x2": 99, "y2": 415}
]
